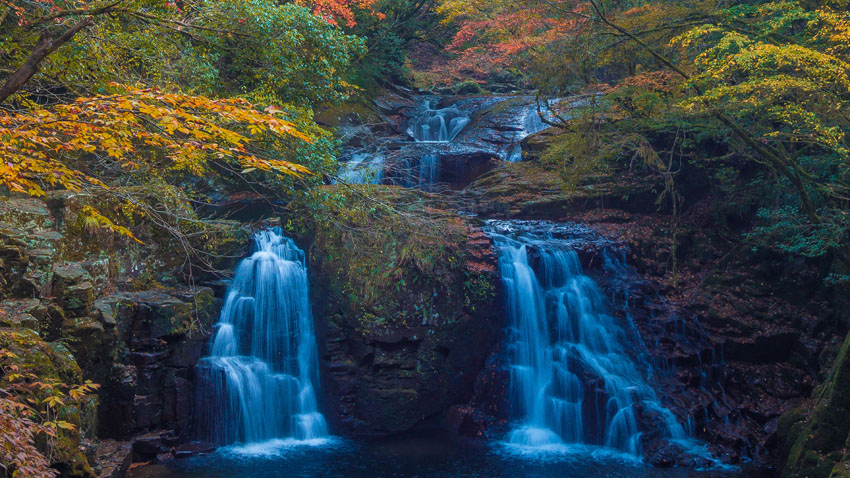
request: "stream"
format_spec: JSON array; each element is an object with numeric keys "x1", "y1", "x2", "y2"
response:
[{"x1": 132, "y1": 93, "x2": 762, "y2": 477}]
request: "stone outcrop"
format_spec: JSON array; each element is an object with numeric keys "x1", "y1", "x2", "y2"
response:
[
  {"x1": 291, "y1": 187, "x2": 504, "y2": 435},
  {"x1": 90, "y1": 288, "x2": 217, "y2": 442},
  {"x1": 0, "y1": 194, "x2": 227, "y2": 475},
  {"x1": 778, "y1": 330, "x2": 850, "y2": 478}
]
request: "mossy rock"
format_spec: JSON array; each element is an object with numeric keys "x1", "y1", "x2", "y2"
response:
[
  {"x1": 61, "y1": 315, "x2": 114, "y2": 380},
  {"x1": 289, "y1": 185, "x2": 493, "y2": 336},
  {"x1": 0, "y1": 197, "x2": 55, "y2": 230},
  {"x1": 454, "y1": 81, "x2": 483, "y2": 95},
  {"x1": 93, "y1": 288, "x2": 216, "y2": 346},
  {"x1": 0, "y1": 328, "x2": 96, "y2": 476},
  {"x1": 832, "y1": 460, "x2": 850, "y2": 478},
  {"x1": 783, "y1": 330, "x2": 850, "y2": 477},
  {"x1": 288, "y1": 185, "x2": 503, "y2": 434},
  {"x1": 0, "y1": 327, "x2": 82, "y2": 384}
]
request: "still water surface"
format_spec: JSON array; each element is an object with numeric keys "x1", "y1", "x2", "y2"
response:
[{"x1": 129, "y1": 432, "x2": 766, "y2": 478}]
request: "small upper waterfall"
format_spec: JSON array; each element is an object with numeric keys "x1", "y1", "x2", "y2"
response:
[
  {"x1": 488, "y1": 222, "x2": 697, "y2": 457},
  {"x1": 418, "y1": 154, "x2": 440, "y2": 191},
  {"x1": 338, "y1": 152, "x2": 384, "y2": 185},
  {"x1": 408, "y1": 100, "x2": 470, "y2": 142},
  {"x1": 195, "y1": 228, "x2": 328, "y2": 446},
  {"x1": 523, "y1": 108, "x2": 548, "y2": 137}
]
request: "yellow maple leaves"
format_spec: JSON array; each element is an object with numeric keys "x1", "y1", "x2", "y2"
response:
[{"x1": 0, "y1": 84, "x2": 314, "y2": 199}]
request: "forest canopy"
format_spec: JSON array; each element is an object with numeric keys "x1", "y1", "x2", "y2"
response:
[{"x1": 434, "y1": 0, "x2": 850, "y2": 267}]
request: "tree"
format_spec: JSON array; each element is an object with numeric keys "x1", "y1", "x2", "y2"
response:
[
  {"x1": 0, "y1": 85, "x2": 315, "y2": 240},
  {"x1": 0, "y1": 0, "x2": 365, "y2": 106},
  {"x1": 435, "y1": 0, "x2": 586, "y2": 81},
  {"x1": 348, "y1": 0, "x2": 443, "y2": 85},
  {"x1": 438, "y1": 0, "x2": 850, "y2": 267},
  {"x1": 298, "y1": 0, "x2": 378, "y2": 27}
]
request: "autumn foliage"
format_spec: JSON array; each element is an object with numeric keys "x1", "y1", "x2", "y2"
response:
[
  {"x1": 436, "y1": 0, "x2": 586, "y2": 78},
  {"x1": 297, "y1": 0, "x2": 381, "y2": 27}
]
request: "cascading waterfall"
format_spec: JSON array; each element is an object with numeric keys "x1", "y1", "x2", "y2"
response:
[
  {"x1": 523, "y1": 107, "x2": 548, "y2": 137},
  {"x1": 408, "y1": 101, "x2": 470, "y2": 142},
  {"x1": 505, "y1": 104, "x2": 553, "y2": 162},
  {"x1": 195, "y1": 228, "x2": 328, "y2": 446},
  {"x1": 418, "y1": 154, "x2": 440, "y2": 191},
  {"x1": 490, "y1": 224, "x2": 696, "y2": 457},
  {"x1": 338, "y1": 152, "x2": 384, "y2": 185}
]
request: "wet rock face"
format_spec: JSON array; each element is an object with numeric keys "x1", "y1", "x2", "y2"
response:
[
  {"x1": 93, "y1": 288, "x2": 218, "y2": 440},
  {"x1": 1, "y1": 194, "x2": 229, "y2": 473},
  {"x1": 778, "y1": 331, "x2": 850, "y2": 478},
  {"x1": 339, "y1": 91, "x2": 559, "y2": 192},
  {"x1": 556, "y1": 214, "x2": 824, "y2": 467},
  {"x1": 308, "y1": 216, "x2": 504, "y2": 436}
]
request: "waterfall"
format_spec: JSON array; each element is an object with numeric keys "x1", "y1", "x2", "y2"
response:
[
  {"x1": 418, "y1": 154, "x2": 440, "y2": 191},
  {"x1": 490, "y1": 224, "x2": 695, "y2": 457},
  {"x1": 503, "y1": 103, "x2": 553, "y2": 162},
  {"x1": 195, "y1": 228, "x2": 328, "y2": 446},
  {"x1": 523, "y1": 108, "x2": 547, "y2": 136},
  {"x1": 408, "y1": 101, "x2": 470, "y2": 142},
  {"x1": 338, "y1": 152, "x2": 384, "y2": 185}
]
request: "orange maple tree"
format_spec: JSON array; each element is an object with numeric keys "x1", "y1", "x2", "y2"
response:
[
  {"x1": 296, "y1": 0, "x2": 380, "y2": 27},
  {"x1": 436, "y1": 0, "x2": 587, "y2": 79}
]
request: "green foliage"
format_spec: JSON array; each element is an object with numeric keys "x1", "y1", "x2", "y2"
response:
[
  {"x1": 0, "y1": 0, "x2": 366, "y2": 270},
  {"x1": 1, "y1": 0, "x2": 365, "y2": 106},
  {"x1": 749, "y1": 206, "x2": 849, "y2": 258},
  {"x1": 477, "y1": 0, "x2": 850, "y2": 271},
  {"x1": 669, "y1": 1, "x2": 850, "y2": 261},
  {"x1": 194, "y1": 1, "x2": 365, "y2": 105},
  {"x1": 346, "y1": 0, "x2": 441, "y2": 88},
  {"x1": 287, "y1": 185, "x2": 477, "y2": 331}
]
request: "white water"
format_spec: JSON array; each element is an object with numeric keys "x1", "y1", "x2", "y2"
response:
[
  {"x1": 504, "y1": 102, "x2": 553, "y2": 162},
  {"x1": 491, "y1": 228, "x2": 700, "y2": 457},
  {"x1": 338, "y1": 152, "x2": 384, "y2": 184},
  {"x1": 408, "y1": 101, "x2": 470, "y2": 143},
  {"x1": 418, "y1": 154, "x2": 440, "y2": 191},
  {"x1": 523, "y1": 107, "x2": 548, "y2": 137},
  {"x1": 196, "y1": 228, "x2": 328, "y2": 445}
]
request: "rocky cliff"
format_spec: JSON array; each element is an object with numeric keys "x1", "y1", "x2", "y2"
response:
[
  {"x1": 0, "y1": 194, "x2": 244, "y2": 475},
  {"x1": 287, "y1": 186, "x2": 504, "y2": 435}
]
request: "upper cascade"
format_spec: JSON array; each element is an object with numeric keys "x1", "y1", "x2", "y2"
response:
[
  {"x1": 338, "y1": 152, "x2": 385, "y2": 185},
  {"x1": 487, "y1": 221, "x2": 707, "y2": 459},
  {"x1": 408, "y1": 100, "x2": 470, "y2": 143},
  {"x1": 195, "y1": 228, "x2": 328, "y2": 445}
]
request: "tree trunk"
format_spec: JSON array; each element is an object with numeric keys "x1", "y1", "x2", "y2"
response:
[{"x1": 0, "y1": 18, "x2": 93, "y2": 104}]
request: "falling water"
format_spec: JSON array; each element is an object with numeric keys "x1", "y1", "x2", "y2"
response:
[
  {"x1": 418, "y1": 154, "x2": 440, "y2": 191},
  {"x1": 523, "y1": 108, "x2": 548, "y2": 137},
  {"x1": 338, "y1": 152, "x2": 384, "y2": 185},
  {"x1": 408, "y1": 101, "x2": 470, "y2": 142},
  {"x1": 489, "y1": 223, "x2": 698, "y2": 457},
  {"x1": 195, "y1": 228, "x2": 328, "y2": 446},
  {"x1": 504, "y1": 103, "x2": 553, "y2": 162}
]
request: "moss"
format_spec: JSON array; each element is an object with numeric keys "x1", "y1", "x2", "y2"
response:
[
  {"x1": 0, "y1": 328, "x2": 96, "y2": 476},
  {"x1": 783, "y1": 330, "x2": 850, "y2": 477},
  {"x1": 0, "y1": 328, "x2": 82, "y2": 384},
  {"x1": 288, "y1": 186, "x2": 474, "y2": 335},
  {"x1": 314, "y1": 96, "x2": 380, "y2": 127},
  {"x1": 832, "y1": 460, "x2": 850, "y2": 478},
  {"x1": 778, "y1": 407, "x2": 810, "y2": 458},
  {"x1": 454, "y1": 81, "x2": 483, "y2": 95}
]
